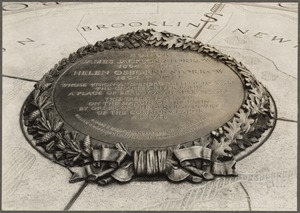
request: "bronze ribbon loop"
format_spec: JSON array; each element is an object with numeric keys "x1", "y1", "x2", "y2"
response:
[
  {"x1": 165, "y1": 164, "x2": 190, "y2": 182},
  {"x1": 69, "y1": 143, "x2": 133, "y2": 185},
  {"x1": 92, "y1": 147, "x2": 126, "y2": 168},
  {"x1": 212, "y1": 160, "x2": 237, "y2": 176},
  {"x1": 68, "y1": 145, "x2": 237, "y2": 185},
  {"x1": 111, "y1": 161, "x2": 134, "y2": 182},
  {"x1": 166, "y1": 146, "x2": 237, "y2": 182},
  {"x1": 173, "y1": 146, "x2": 212, "y2": 164}
]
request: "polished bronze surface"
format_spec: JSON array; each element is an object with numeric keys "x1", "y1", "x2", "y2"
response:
[{"x1": 53, "y1": 47, "x2": 244, "y2": 148}]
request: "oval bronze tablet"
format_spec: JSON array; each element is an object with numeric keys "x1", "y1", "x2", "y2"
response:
[
  {"x1": 53, "y1": 47, "x2": 244, "y2": 148},
  {"x1": 21, "y1": 29, "x2": 276, "y2": 185}
]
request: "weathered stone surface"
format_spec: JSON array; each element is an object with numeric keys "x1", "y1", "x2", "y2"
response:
[
  {"x1": 2, "y1": 2, "x2": 297, "y2": 211},
  {"x1": 2, "y1": 78, "x2": 83, "y2": 210},
  {"x1": 238, "y1": 121, "x2": 297, "y2": 211}
]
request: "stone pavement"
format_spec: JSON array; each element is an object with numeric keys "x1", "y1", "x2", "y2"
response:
[{"x1": 2, "y1": 2, "x2": 297, "y2": 211}]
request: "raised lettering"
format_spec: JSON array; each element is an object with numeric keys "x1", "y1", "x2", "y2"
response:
[{"x1": 54, "y1": 47, "x2": 243, "y2": 146}]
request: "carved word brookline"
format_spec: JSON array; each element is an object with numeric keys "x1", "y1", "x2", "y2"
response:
[{"x1": 81, "y1": 20, "x2": 221, "y2": 32}]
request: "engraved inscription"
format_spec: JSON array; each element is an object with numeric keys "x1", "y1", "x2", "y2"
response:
[{"x1": 54, "y1": 48, "x2": 244, "y2": 148}]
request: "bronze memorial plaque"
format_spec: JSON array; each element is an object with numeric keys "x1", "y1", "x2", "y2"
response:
[
  {"x1": 53, "y1": 48, "x2": 244, "y2": 148},
  {"x1": 21, "y1": 29, "x2": 276, "y2": 185}
]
